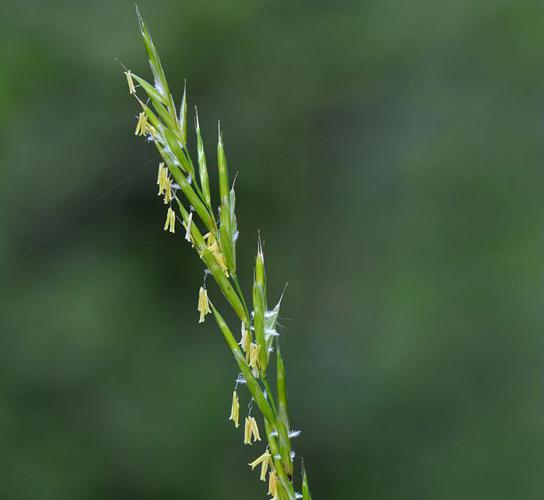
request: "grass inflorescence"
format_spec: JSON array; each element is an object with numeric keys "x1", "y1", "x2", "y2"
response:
[{"x1": 123, "y1": 8, "x2": 312, "y2": 500}]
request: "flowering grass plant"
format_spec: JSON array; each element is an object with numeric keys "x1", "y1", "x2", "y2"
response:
[{"x1": 122, "y1": 8, "x2": 312, "y2": 500}]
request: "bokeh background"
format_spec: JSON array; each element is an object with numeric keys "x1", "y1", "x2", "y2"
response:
[{"x1": 1, "y1": 0, "x2": 543, "y2": 498}]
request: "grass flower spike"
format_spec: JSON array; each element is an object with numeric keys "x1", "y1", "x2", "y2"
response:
[{"x1": 124, "y1": 8, "x2": 312, "y2": 499}]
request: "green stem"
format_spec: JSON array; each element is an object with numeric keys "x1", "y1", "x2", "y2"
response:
[{"x1": 232, "y1": 274, "x2": 250, "y2": 320}]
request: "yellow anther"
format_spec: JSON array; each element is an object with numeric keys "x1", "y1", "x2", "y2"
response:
[
  {"x1": 163, "y1": 177, "x2": 173, "y2": 204},
  {"x1": 249, "y1": 343, "x2": 261, "y2": 372},
  {"x1": 268, "y1": 471, "x2": 279, "y2": 498},
  {"x1": 184, "y1": 211, "x2": 193, "y2": 242},
  {"x1": 203, "y1": 232, "x2": 229, "y2": 276},
  {"x1": 240, "y1": 322, "x2": 251, "y2": 355},
  {"x1": 134, "y1": 112, "x2": 148, "y2": 136},
  {"x1": 125, "y1": 70, "x2": 136, "y2": 95},
  {"x1": 248, "y1": 449, "x2": 272, "y2": 482},
  {"x1": 244, "y1": 416, "x2": 261, "y2": 445},
  {"x1": 157, "y1": 162, "x2": 168, "y2": 196},
  {"x1": 197, "y1": 286, "x2": 211, "y2": 323},
  {"x1": 163, "y1": 207, "x2": 175, "y2": 233},
  {"x1": 229, "y1": 390, "x2": 240, "y2": 428}
]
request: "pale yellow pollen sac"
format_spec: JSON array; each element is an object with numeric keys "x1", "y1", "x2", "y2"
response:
[
  {"x1": 156, "y1": 163, "x2": 163, "y2": 189},
  {"x1": 259, "y1": 454, "x2": 272, "y2": 482},
  {"x1": 216, "y1": 252, "x2": 229, "y2": 276},
  {"x1": 204, "y1": 232, "x2": 229, "y2": 276},
  {"x1": 197, "y1": 286, "x2": 211, "y2": 323},
  {"x1": 134, "y1": 112, "x2": 148, "y2": 136},
  {"x1": 163, "y1": 177, "x2": 173, "y2": 204},
  {"x1": 157, "y1": 163, "x2": 168, "y2": 196},
  {"x1": 268, "y1": 470, "x2": 279, "y2": 498},
  {"x1": 184, "y1": 211, "x2": 193, "y2": 242},
  {"x1": 239, "y1": 322, "x2": 251, "y2": 355},
  {"x1": 164, "y1": 207, "x2": 176, "y2": 233},
  {"x1": 125, "y1": 70, "x2": 136, "y2": 95},
  {"x1": 243, "y1": 417, "x2": 251, "y2": 444},
  {"x1": 204, "y1": 232, "x2": 219, "y2": 252},
  {"x1": 229, "y1": 390, "x2": 240, "y2": 428},
  {"x1": 249, "y1": 343, "x2": 261, "y2": 373},
  {"x1": 146, "y1": 124, "x2": 157, "y2": 138},
  {"x1": 248, "y1": 449, "x2": 272, "y2": 482},
  {"x1": 244, "y1": 416, "x2": 261, "y2": 445}
]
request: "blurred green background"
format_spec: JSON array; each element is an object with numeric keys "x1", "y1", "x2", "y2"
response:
[{"x1": 1, "y1": 0, "x2": 543, "y2": 498}]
